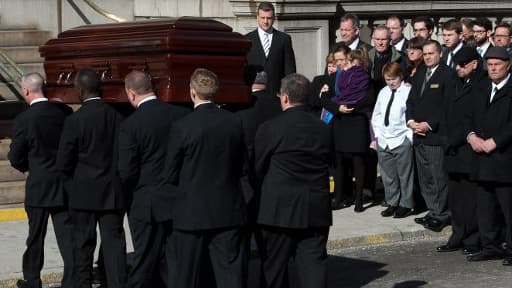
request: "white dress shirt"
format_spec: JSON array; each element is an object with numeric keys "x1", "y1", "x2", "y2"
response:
[
  {"x1": 393, "y1": 37, "x2": 406, "y2": 52},
  {"x1": 137, "y1": 95, "x2": 157, "y2": 108},
  {"x1": 372, "y1": 82, "x2": 413, "y2": 150},
  {"x1": 29, "y1": 97, "x2": 48, "y2": 106},
  {"x1": 447, "y1": 42, "x2": 463, "y2": 66},
  {"x1": 258, "y1": 27, "x2": 274, "y2": 50},
  {"x1": 349, "y1": 37, "x2": 360, "y2": 50}
]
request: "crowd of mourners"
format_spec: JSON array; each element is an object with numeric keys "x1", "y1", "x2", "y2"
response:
[{"x1": 7, "y1": 1, "x2": 512, "y2": 288}]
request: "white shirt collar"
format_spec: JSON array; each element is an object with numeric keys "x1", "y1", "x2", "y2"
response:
[
  {"x1": 427, "y1": 64, "x2": 440, "y2": 75},
  {"x1": 479, "y1": 41, "x2": 491, "y2": 56},
  {"x1": 194, "y1": 101, "x2": 213, "y2": 109},
  {"x1": 452, "y1": 42, "x2": 463, "y2": 54},
  {"x1": 493, "y1": 73, "x2": 510, "y2": 91},
  {"x1": 348, "y1": 37, "x2": 360, "y2": 50},
  {"x1": 394, "y1": 37, "x2": 406, "y2": 51},
  {"x1": 84, "y1": 97, "x2": 101, "y2": 102},
  {"x1": 137, "y1": 95, "x2": 157, "y2": 108},
  {"x1": 29, "y1": 97, "x2": 48, "y2": 106}
]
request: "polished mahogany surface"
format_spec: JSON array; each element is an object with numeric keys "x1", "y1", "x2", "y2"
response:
[{"x1": 40, "y1": 17, "x2": 252, "y2": 104}]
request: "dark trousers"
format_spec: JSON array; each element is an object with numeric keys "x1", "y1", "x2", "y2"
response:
[
  {"x1": 414, "y1": 144, "x2": 449, "y2": 222},
  {"x1": 447, "y1": 173, "x2": 479, "y2": 249},
  {"x1": 23, "y1": 206, "x2": 74, "y2": 288},
  {"x1": 333, "y1": 152, "x2": 365, "y2": 204},
  {"x1": 169, "y1": 227, "x2": 246, "y2": 288},
  {"x1": 476, "y1": 183, "x2": 512, "y2": 257},
  {"x1": 126, "y1": 215, "x2": 171, "y2": 288},
  {"x1": 259, "y1": 226, "x2": 329, "y2": 288},
  {"x1": 70, "y1": 209, "x2": 126, "y2": 288}
]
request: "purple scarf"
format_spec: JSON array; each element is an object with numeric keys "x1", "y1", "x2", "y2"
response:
[{"x1": 334, "y1": 65, "x2": 369, "y2": 106}]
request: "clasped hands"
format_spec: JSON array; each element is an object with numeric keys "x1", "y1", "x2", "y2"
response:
[
  {"x1": 408, "y1": 121, "x2": 429, "y2": 136},
  {"x1": 468, "y1": 133, "x2": 496, "y2": 154}
]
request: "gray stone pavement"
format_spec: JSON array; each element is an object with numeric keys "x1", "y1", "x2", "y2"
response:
[{"x1": 0, "y1": 204, "x2": 447, "y2": 284}]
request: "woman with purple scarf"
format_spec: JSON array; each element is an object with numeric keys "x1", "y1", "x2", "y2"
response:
[{"x1": 321, "y1": 47, "x2": 373, "y2": 212}]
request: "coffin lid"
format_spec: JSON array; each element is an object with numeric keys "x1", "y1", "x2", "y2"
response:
[{"x1": 39, "y1": 17, "x2": 251, "y2": 58}]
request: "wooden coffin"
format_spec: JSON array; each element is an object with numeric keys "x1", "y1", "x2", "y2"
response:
[{"x1": 39, "y1": 17, "x2": 252, "y2": 104}]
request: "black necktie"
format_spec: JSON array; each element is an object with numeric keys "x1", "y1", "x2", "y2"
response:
[{"x1": 384, "y1": 89, "x2": 396, "y2": 126}]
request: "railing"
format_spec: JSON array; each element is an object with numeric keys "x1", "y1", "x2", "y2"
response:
[
  {"x1": 0, "y1": 49, "x2": 24, "y2": 101},
  {"x1": 58, "y1": 0, "x2": 127, "y2": 33}
]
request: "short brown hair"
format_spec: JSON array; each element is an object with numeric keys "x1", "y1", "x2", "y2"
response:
[
  {"x1": 442, "y1": 19, "x2": 462, "y2": 34},
  {"x1": 125, "y1": 70, "x2": 153, "y2": 95},
  {"x1": 348, "y1": 49, "x2": 369, "y2": 72},
  {"x1": 407, "y1": 37, "x2": 426, "y2": 50},
  {"x1": 382, "y1": 62, "x2": 404, "y2": 79},
  {"x1": 258, "y1": 2, "x2": 275, "y2": 15},
  {"x1": 190, "y1": 68, "x2": 219, "y2": 100}
]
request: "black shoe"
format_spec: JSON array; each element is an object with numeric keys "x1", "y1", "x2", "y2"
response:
[
  {"x1": 503, "y1": 257, "x2": 512, "y2": 266},
  {"x1": 414, "y1": 215, "x2": 431, "y2": 225},
  {"x1": 341, "y1": 198, "x2": 354, "y2": 208},
  {"x1": 393, "y1": 207, "x2": 413, "y2": 218},
  {"x1": 467, "y1": 252, "x2": 503, "y2": 262},
  {"x1": 437, "y1": 244, "x2": 461, "y2": 252},
  {"x1": 354, "y1": 204, "x2": 364, "y2": 213},
  {"x1": 461, "y1": 247, "x2": 481, "y2": 255},
  {"x1": 380, "y1": 206, "x2": 397, "y2": 217},
  {"x1": 14, "y1": 280, "x2": 40, "y2": 288},
  {"x1": 424, "y1": 218, "x2": 447, "y2": 232}
]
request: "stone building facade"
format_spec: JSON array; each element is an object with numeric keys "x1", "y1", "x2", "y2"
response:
[{"x1": 1, "y1": 0, "x2": 512, "y2": 80}]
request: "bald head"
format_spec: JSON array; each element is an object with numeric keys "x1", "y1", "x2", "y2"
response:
[
  {"x1": 21, "y1": 73, "x2": 44, "y2": 94},
  {"x1": 124, "y1": 70, "x2": 153, "y2": 96}
]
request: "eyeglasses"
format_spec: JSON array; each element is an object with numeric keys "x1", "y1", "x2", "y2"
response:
[{"x1": 494, "y1": 35, "x2": 510, "y2": 39}]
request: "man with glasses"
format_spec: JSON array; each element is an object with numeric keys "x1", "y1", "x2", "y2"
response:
[
  {"x1": 493, "y1": 22, "x2": 512, "y2": 61},
  {"x1": 471, "y1": 17, "x2": 493, "y2": 59},
  {"x1": 331, "y1": 13, "x2": 372, "y2": 53},
  {"x1": 412, "y1": 16, "x2": 434, "y2": 40}
]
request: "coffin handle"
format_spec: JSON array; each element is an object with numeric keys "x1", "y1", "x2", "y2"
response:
[
  {"x1": 57, "y1": 72, "x2": 65, "y2": 85},
  {"x1": 65, "y1": 71, "x2": 74, "y2": 84}
]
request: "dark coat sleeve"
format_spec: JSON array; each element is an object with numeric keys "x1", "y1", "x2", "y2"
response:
[
  {"x1": 56, "y1": 118, "x2": 78, "y2": 177},
  {"x1": 283, "y1": 33, "x2": 297, "y2": 76},
  {"x1": 8, "y1": 117, "x2": 29, "y2": 173},
  {"x1": 117, "y1": 121, "x2": 139, "y2": 191},
  {"x1": 164, "y1": 124, "x2": 185, "y2": 186}
]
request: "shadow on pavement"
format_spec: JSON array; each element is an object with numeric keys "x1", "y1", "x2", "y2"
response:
[{"x1": 326, "y1": 255, "x2": 388, "y2": 288}]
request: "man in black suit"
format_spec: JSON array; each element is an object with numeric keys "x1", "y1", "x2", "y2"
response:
[
  {"x1": 407, "y1": 40, "x2": 456, "y2": 232},
  {"x1": 330, "y1": 13, "x2": 373, "y2": 53},
  {"x1": 466, "y1": 47, "x2": 512, "y2": 265},
  {"x1": 165, "y1": 68, "x2": 247, "y2": 288},
  {"x1": 245, "y1": 1, "x2": 296, "y2": 96},
  {"x1": 437, "y1": 47, "x2": 484, "y2": 254},
  {"x1": 238, "y1": 71, "x2": 281, "y2": 210},
  {"x1": 119, "y1": 70, "x2": 189, "y2": 288},
  {"x1": 57, "y1": 69, "x2": 127, "y2": 288},
  {"x1": 441, "y1": 19, "x2": 465, "y2": 70},
  {"x1": 8, "y1": 73, "x2": 73, "y2": 288},
  {"x1": 255, "y1": 73, "x2": 332, "y2": 288},
  {"x1": 387, "y1": 15, "x2": 408, "y2": 54}
]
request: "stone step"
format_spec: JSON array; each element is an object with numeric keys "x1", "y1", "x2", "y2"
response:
[
  {"x1": 0, "y1": 160, "x2": 26, "y2": 182},
  {"x1": 0, "y1": 46, "x2": 43, "y2": 64},
  {"x1": 0, "y1": 139, "x2": 10, "y2": 160},
  {"x1": 0, "y1": 30, "x2": 51, "y2": 47},
  {"x1": 0, "y1": 181, "x2": 25, "y2": 205},
  {"x1": 0, "y1": 82, "x2": 23, "y2": 101}
]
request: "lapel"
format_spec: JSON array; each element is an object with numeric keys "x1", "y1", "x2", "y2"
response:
[
  {"x1": 490, "y1": 79, "x2": 512, "y2": 105},
  {"x1": 267, "y1": 30, "x2": 278, "y2": 60},
  {"x1": 253, "y1": 31, "x2": 267, "y2": 60}
]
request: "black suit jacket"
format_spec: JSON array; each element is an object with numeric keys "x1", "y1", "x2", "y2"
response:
[
  {"x1": 166, "y1": 103, "x2": 247, "y2": 230},
  {"x1": 467, "y1": 77, "x2": 512, "y2": 183},
  {"x1": 446, "y1": 67, "x2": 487, "y2": 174},
  {"x1": 57, "y1": 99, "x2": 127, "y2": 211},
  {"x1": 237, "y1": 90, "x2": 281, "y2": 211},
  {"x1": 8, "y1": 101, "x2": 72, "y2": 207},
  {"x1": 118, "y1": 98, "x2": 189, "y2": 222},
  {"x1": 441, "y1": 45, "x2": 465, "y2": 69},
  {"x1": 246, "y1": 29, "x2": 296, "y2": 95},
  {"x1": 255, "y1": 105, "x2": 332, "y2": 228},
  {"x1": 406, "y1": 64, "x2": 457, "y2": 146}
]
